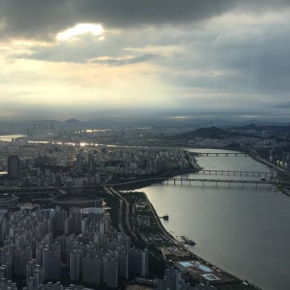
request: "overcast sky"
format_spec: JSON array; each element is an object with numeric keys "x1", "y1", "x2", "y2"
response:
[{"x1": 1, "y1": 0, "x2": 290, "y2": 121}]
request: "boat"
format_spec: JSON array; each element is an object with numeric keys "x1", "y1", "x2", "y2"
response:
[{"x1": 181, "y1": 235, "x2": 196, "y2": 246}]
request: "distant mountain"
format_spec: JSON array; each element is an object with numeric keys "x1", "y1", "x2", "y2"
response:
[
  {"x1": 28, "y1": 119, "x2": 61, "y2": 124},
  {"x1": 234, "y1": 123, "x2": 290, "y2": 132},
  {"x1": 168, "y1": 126, "x2": 238, "y2": 140},
  {"x1": 64, "y1": 118, "x2": 82, "y2": 124}
]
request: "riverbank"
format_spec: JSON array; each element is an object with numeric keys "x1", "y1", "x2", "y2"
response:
[
  {"x1": 124, "y1": 149, "x2": 282, "y2": 289},
  {"x1": 117, "y1": 187, "x2": 262, "y2": 288},
  {"x1": 129, "y1": 189, "x2": 262, "y2": 290},
  {"x1": 116, "y1": 148, "x2": 289, "y2": 289},
  {"x1": 250, "y1": 152, "x2": 290, "y2": 197}
]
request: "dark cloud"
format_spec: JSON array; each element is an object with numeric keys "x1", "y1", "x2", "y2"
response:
[
  {"x1": 1, "y1": 0, "x2": 290, "y2": 41},
  {"x1": 268, "y1": 102, "x2": 290, "y2": 109},
  {"x1": 1, "y1": 0, "x2": 290, "y2": 120}
]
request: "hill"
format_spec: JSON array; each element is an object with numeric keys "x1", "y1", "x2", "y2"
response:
[
  {"x1": 64, "y1": 118, "x2": 82, "y2": 124},
  {"x1": 234, "y1": 123, "x2": 290, "y2": 133},
  {"x1": 167, "y1": 126, "x2": 238, "y2": 140}
]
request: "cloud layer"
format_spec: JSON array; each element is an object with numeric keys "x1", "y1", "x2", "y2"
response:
[{"x1": 1, "y1": 0, "x2": 290, "y2": 120}]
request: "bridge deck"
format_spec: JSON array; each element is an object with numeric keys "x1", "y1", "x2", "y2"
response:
[
  {"x1": 199, "y1": 170, "x2": 272, "y2": 175},
  {"x1": 195, "y1": 152, "x2": 248, "y2": 156},
  {"x1": 167, "y1": 178, "x2": 273, "y2": 184}
]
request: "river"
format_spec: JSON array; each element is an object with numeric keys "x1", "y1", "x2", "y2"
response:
[{"x1": 137, "y1": 149, "x2": 290, "y2": 290}]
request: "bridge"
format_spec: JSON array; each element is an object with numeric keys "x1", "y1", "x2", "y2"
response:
[
  {"x1": 195, "y1": 152, "x2": 248, "y2": 157},
  {"x1": 108, "y1": 177, "x2": 281, "y2": 188},
  {"x1": 158, "y1": 178, "x2": 276, "y2": 187},
  {"x1": 162, "y1": 178, "x2": 275, "y2": 187},
  {"x1": 199, "y1": 170, "x2": 273, "y2": 177}
]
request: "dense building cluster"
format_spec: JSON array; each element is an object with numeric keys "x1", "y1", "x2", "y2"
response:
[
  {"x1": 188, "y1": 135, "x2": 290, "y2": 153},
  {"x1": 0, "y1": 207, "x2": 148, "y2": 289},
  {"x1": 0, "y1": 140, "x2": 192, "y2": 188}
]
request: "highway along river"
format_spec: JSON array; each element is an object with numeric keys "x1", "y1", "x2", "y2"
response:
[{"x1": 138, "y1": 149, "x2": 290, "y2": 290}]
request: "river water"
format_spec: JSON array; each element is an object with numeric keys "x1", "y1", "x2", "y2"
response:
[
  {"x1": 0, "y1": 134, "x2": 26, "y2": 141},
  {"x1": 138, "y1": 149, "x2": 290, "y2": 290}
]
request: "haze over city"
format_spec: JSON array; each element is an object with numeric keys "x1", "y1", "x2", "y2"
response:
[
  {"x1": 2, "y1": 2, "x2": 290, "y2": 290},
  {"x1": 1, "y1": 0, "x2": 290, "y2": 121}
]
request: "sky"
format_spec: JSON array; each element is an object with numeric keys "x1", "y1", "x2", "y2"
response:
[{"x1": 1, "y1": 0, "x2": 290, "y2": 121}]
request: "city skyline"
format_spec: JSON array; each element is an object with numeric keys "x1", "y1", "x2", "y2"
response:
[{"x1": 1, "y1": 1, "x2": 290, "y2": 121}]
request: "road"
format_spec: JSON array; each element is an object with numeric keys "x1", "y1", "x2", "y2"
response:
[{"x1": 106, "y1": 186, "x2": 136, "y2": 239}]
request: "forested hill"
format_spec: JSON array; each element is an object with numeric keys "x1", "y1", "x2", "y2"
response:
[{"x1": 167, "y1": 126, "x2": 238, "y2": 140}]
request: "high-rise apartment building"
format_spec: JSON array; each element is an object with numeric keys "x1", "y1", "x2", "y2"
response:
[
  {"x1": 70, "y1": 250, "x2": 81, "y2": 280},
  {"x1": 103, "y1": 254, "x2": 118, "y2": 288},
  {"x1": 7, "y1": 154, "x2": 20, "y2": 179},
  {"x1": 76, "y1": 153, "x2": 83, "y2": 173},
  {"x1": 82, "y1": 254, "x2": 102, "y2": 284},
  {"x1": 88, "y1": 153, "x2": 95, "y2": 173}
]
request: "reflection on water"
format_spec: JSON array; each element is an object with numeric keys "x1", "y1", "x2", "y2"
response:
[
  {"x1": 0, "y1": 134, "x2": 27, "y2": 141},
  {"x1": 139, "y1": 149, "x2": 290, "y2": 290}
]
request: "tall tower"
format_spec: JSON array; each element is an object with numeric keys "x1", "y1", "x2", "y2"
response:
[
  {"x1": 7, "y1": 154, "x2": 20, "y2": 179},
  {"x1": 76, "y1": 153, "x2": 83, "y2": 173}
]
